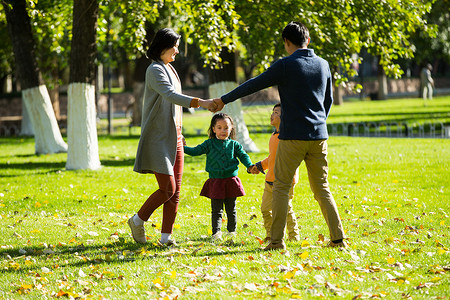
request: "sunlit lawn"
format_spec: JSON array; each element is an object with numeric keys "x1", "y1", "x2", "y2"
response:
[
  {"x1": 181, "y1": 96, "x2": 450, "y2": 136},
  {"x1": 0, "y1": 96, "x2": 449, "y2": 299}
]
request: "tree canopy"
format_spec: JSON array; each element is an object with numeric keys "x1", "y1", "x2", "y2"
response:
[{"x1": 0, "y1": 0, "x2": 440, "y2": 93}]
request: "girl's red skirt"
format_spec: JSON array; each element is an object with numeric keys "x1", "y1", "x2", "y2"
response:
[{"x1": 200, "y1": 176, "x2": 245, "y2": 199}]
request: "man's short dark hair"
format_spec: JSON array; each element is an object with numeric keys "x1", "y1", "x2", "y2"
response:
[{"x1": 282, "y1": 22, "x2": 309, "y2": 48}]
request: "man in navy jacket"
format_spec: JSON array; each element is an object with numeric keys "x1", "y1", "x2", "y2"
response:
[{"x1": 213, "y1": 21, "x2": 346, "y2": 250}]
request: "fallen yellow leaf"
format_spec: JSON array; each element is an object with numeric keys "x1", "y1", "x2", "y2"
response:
[
  {"x1": 283, "y1": 270, "x2": 296, "y2": 279},
  {"x1": 431, "y1": 277, "x2": 441, "y2": 282},
  {"x1": 152, "y1": 277, "x2": 162, "y2": 285},
  {"x1": 301, "y1": 240, "x2": 310, "y2": 248}
]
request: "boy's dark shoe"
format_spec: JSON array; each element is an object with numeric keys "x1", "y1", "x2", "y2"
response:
[
  {"x1": 327, "y1": 240, "x2": 347, "y2": 248},
  {"x1": 264, "y1": 241, "x2": 286, "y2": 251}
]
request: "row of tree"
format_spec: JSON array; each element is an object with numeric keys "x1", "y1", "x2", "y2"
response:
[{"x1": 1, "y1": 0, "x2": 447, "y2": 170}]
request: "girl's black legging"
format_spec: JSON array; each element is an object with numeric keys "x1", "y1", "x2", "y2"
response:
[{"x1": 211, "y1": 197, "x2": 237, "y2": 234}]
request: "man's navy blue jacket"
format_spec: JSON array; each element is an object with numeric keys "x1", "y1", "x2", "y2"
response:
[{"x1": 221, "y1": 48, "x2": 333, "y2": 140}]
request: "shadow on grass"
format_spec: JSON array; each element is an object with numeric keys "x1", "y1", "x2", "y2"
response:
[
  {"x1": 0, "y1": 240, "x2": 155, "y2": 274},
  {"x1": 101, "y1": 158, "x2": 135, "y2": 167},
  {"x1": 0, "y1": 153, "x2": 37, "y2": 159},
  {"x1": 98, "y1": 134, "x2": 140, "y2": 140},
  {"x1": 0, "y1": 161, "x2": 66, "y2": 172},
  {"x1": 0, "y1": 237, "x2": 259, "y2": 274},
  {"x1": 0, "y1": 158, "x2": 135, "y2": 171}
]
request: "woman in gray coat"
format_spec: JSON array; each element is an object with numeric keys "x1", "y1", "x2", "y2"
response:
[{"x1": 128, "y1": 28, "x2": 216, "y2": 245}]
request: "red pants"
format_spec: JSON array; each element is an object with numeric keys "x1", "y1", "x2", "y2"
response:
[{"x1": 137, "y1": 132, "x2": 183, "y2": 234}]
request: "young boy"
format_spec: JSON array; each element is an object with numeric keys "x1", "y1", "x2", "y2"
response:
[{"x1": 255, "y1": 104, "x2": 300, "y2": 242}]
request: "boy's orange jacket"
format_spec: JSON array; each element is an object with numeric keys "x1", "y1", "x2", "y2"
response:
[{"x1": 260, "y1": 132, "x2": 299, "y2": 184}]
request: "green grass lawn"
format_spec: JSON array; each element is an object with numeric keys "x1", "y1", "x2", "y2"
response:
[
  {"x1": 0, "y1": 97, "x2": 449, "y2": 299},
  {"x1": 181, "y1": 96, "x2": 450, "y2": 136}
]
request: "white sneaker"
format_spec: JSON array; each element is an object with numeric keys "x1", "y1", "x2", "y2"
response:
[
  {"x1": 128, "y1": 217, "x2": 147, "y2": 243},
  {"x1": 158, "y1": 239, "x2": 177, "y2": 247},
  {"x1": 226, "y1": 232, "x2": 236, "y2": 237},
  {"x1": 211, "y1": 231, "x2": 222, "y2": 241}
]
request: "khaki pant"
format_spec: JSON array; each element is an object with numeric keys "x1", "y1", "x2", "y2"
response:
[
  {"x1": 261, "y1": 182, "x2": 299, "y2": 240},
  {"x1": 421, "y1": 83, "x2": 433, "y2": 100},
  {"x1": 271, "y1": 139, "x2": 345, "y2": 244}
]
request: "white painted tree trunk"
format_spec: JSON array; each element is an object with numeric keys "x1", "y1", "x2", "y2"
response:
[
  {"x1": 21, "y1": 85, "x2": 67, "y2": 154},
  {"x1": 66, "y1": 82, "x2": 101, "y2": 170},
  {"x1": 377, "y1": 73, "x2": 388, "y2": 100},
  {"x1": 209, "y1": 81, "x2": 259, "y2": 153},
  {"x1": 20, "y1": 99, "x2": 34, "y2": 136}
]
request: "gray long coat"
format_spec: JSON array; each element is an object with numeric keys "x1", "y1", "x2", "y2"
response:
[{"x1": 133, "y1": 61, "x2": 193, "y2": 175}]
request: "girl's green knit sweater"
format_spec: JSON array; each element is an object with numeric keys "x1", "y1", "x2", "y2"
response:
[{"x1": 184, "y1": 138, "x2": 253, "y2": 179}]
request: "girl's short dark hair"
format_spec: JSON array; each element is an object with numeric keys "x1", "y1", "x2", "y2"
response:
[
  {"x1": 147, "y1": 28, "x2": 181, "y2": 61},
  {"x1": 282, "y1": 21, "x2": 309, "y2": 48},
  {"x1": 208, "y1": 113, "x2": 236, "y2": 140}
]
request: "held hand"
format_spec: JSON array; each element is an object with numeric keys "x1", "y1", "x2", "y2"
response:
[
  {"x1": 247, "y1": 165, "x2": 260, "y2": 175},
  {"x1": 208, "y1": 99, "x2": 218, "y2": 112},
  {"x1": 182, "y1": 135, "x2": 186, "y2": 146},
  {"x1": 198, "y1": 99, "x2": 218, "y2": 112},
  {"x1": 212, "y1": 98, "x2": 225, "y2": 113},
  {"x1": 252, "y1": 165, "x2": 260, "y2": 174}
]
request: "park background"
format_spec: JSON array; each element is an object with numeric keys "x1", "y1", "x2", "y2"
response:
[{"x1": 1, "y1": 0, "x2": 449, "y2": 299}]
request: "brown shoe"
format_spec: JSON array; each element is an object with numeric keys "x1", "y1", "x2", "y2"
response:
[
  {"x1": 128, "y1": 217, "x2": 147, "y2": 244},
  {"x1": 287, "y1": 235, "x2": 300, "y2": 241},
  {"x1": 264, "y1": 241, "x2": 286, "y2": 251},
  {"x1": 327, "y1": 240, "x2": 347, "y2": 248},
  {"x1": 264, "y1": 236, "x2": 271, "y2": 243}
]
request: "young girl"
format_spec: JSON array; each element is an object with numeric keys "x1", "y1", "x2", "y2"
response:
[{"x1": 184, "y1": 113, "x2": 257, "y2": 240}]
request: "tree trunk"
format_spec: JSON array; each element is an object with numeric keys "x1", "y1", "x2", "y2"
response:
[
  {"x1": 209, "y1": 81, "x2": 259, "y2": 152},
  {"x1": 23, "y1": 85, "x2": 67, "y2": 153},
  {"x1": 48, "y1": 86, "x2": 60, "y2": 120},
  {"x1": 66, "y1": 0, "x2": 100, "y2": 170},
  {"x1": 3, "y1": 0, "x2": 67, "y2": 154},
  {"x1": 131, "y1": 81, "x2": 145, "y2": 126},
  {"x1": 332, "y1": 67, "x2": 344, "y2": 105},
  {"x1": 209, "y1": 48, "x2": 259, "y2": 152},
  {"x1": 20, "y1": 99, "x2": 34, "y2": 136},
  {"x1": 121, "y1": 58, "x2": 133, "y2": 90},
  {"x1": 377, "y1": 58, "x2": 388, "y2": 100},
  {"x1": 131, "y1": 55, "x2": 151, "y2": 126},
  {"x1": 48, "y1": 57, "x2": 61, "y2": 120},
  {"x1": 130, "y1": 27, "x2": 155, "y2": 126},
  {"x1": 333, "y1": 83, "x2": 344, "y2": 105}
]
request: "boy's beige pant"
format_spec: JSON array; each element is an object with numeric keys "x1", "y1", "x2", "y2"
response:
[
  {"x1": 261, "y1": 182, "x2": 299, "y2": 240},
  {"x1": 271, "y1": 139, "x2": 345, "y2": 244}
]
